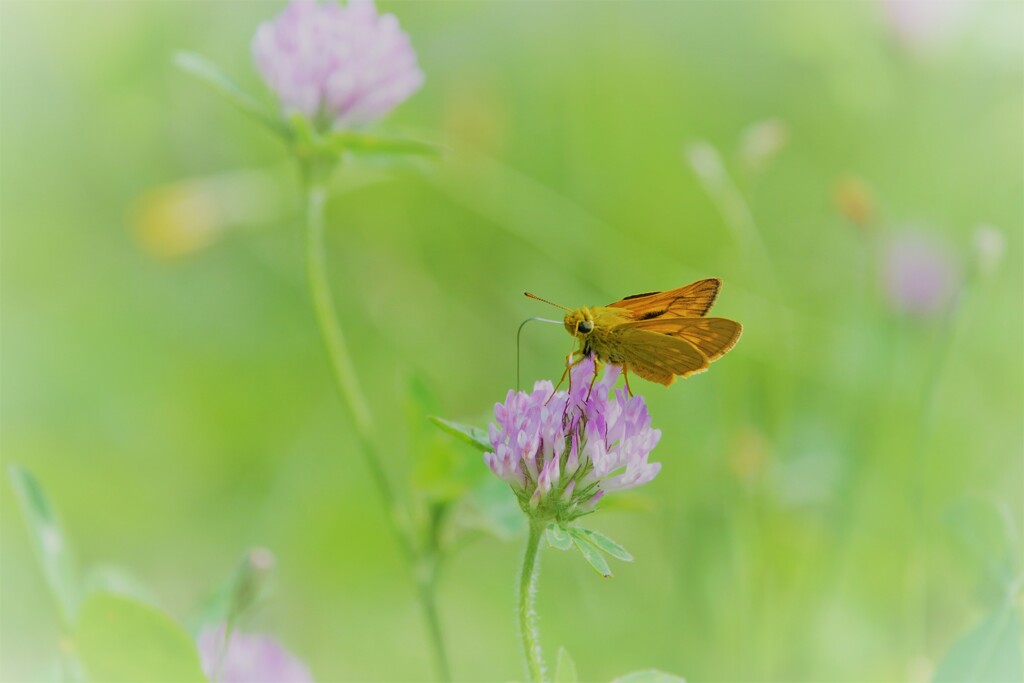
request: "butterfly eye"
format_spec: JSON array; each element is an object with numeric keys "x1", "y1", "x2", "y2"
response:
[{"x1": 577, "y1": 320, "x2": 594, "y2": 334}]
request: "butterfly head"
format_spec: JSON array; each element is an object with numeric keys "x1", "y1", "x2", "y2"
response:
[{"x1": 565, "y1": 307, "x2": 595, "y2": 338}]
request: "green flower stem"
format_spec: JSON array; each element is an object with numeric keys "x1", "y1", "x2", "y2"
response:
[
  {"x1": 417, "y1": 556, "x2": 453, "y2": 683},
  {"x1": 304, "y1": 175, "x2": 406, "y2": 551},
  {"x1": 519, "y1": 518, "x2": 546, "y2": 683},
  {"x1": 303, "y1": 177, "x2": 376, "y2": 446},
  {"x1": 301, "y1": 164, "x2": 451, "y2": 681}
]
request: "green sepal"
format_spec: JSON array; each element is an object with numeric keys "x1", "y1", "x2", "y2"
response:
[
  {"x1": 554, "y1": 646, "x2": 579, "y2": 683},
  {"x1": 226, "y1": 548, "x2": 276, "y2": 627},
  {"x1": 571, "y1": 533, "x2": 612, "y2": 578},
  {"x1": 574, "y1": 527, "x2": 633, "y2": 562},
  {"x1": 189, "y1": 547, "x2": 276, "y2": 651},
  {"x1": 173, "y1": 52, "x2": 289, "y2": 139},
  {"x1": 546, "y1": 524, "x2": 573, "y2": 551}
]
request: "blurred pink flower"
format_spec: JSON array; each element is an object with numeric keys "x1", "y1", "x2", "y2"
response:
[
  {"x1": 252, "y1": 0, "x2": 424, "y2": 128},
  {"x1": 882, "y1": 230, "x2": 961, "y2": 316},
  {"x1": 197, "y1": 625, "x2": 313, "y2": 683},
  {"x1": 486, "y1": 357, "x2": 661, "y2": 517},
  {"x1": 880, "y1": 0, "x2": 967, "y2": 50}
]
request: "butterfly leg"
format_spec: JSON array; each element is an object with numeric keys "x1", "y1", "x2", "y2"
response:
[
  {"x1": 584, "y1": 358, "x2": 602, "y2": 402},
  {"x1": 622, "y1": 364, "x2": 634, "y2": 397},
  {"x1": 548, "y1": 358, "x2": 572, "y2": 400},
  {"x1": 547, "y1": 345, "x2": 584, "y2": 405}
]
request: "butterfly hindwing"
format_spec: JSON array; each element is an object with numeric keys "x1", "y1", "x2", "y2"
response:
[
  {"x1": 603, "y1": 326, "x2": 709, "y2": 385},
  {"x1": 615, "y1": 317, "x2": 742, "y2": 362}
]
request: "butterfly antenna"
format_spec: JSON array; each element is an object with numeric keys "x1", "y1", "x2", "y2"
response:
[
  {"x1": 524, "y1": 292, "x2": 571, "y2": 312},
  {"x1": 517, "y1": 317, "x2": 562, "y2": 391}
]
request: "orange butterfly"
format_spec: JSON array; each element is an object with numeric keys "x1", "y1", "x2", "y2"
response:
[{"x1": 525, "y1": 278, "x2": 742, "y2": 396}]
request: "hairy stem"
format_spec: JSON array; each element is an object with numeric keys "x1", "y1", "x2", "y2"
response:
[
  {"x1": 519, "y1": 519, "x2": 546, "y2": 683},
  {"x1": 302, "y1": 166, "x2": 451, "y2": 680}
]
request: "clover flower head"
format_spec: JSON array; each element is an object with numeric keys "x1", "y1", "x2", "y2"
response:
[
  {"x1": 882, "y1": 229, "x2": 961, "y2": 316},
  {"x1": 485, "y1": 357, "x2": 661, "y2": 521},
  {"x1": 252, "y1": 0, "x2": 424, "y2": 128},
  {"x1": 197, "y1": 625, "x2": 313, "y2": 683}
]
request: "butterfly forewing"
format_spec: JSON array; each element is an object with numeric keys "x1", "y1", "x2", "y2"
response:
[{"x1": 607, "y1": 278, "x2": 721, "y2": 320}]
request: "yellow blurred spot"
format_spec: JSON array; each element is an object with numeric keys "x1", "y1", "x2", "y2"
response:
[
  {"x1": 130, "y1": 182, "x2": 225, "y2": 258},
  {"x1": 440, "y1": 80, "x2": 508, "y2": 155},
  {"x1": 59, "y1": 634, "x2": 76, "y2": 656},
  {"x1": 728, "y1": 426, "x2": 770, "y2": 484},
  {"x1": 833, "y1": 175, "x2": 876, "y2": 228},
  {"x1": 129, "y1": 168, "x2": 284, "y2": 259}
]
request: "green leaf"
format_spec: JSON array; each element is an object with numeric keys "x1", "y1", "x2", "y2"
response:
[
  {"x1": 84, "y1": 565, "x2": 159, "y2": 608},
  {"x1": 406, "y1": 372, "x2": 443, "y2": 417},
  {"x1": 554, "y1": 647, "x2": 579, "y2": 683},
  {"x1": 574, "y1": 528, "x2": 634, "y2": 562},
  {"x1": 546, "y1": 524, "x2": 573, "y2": 551},
  {"x1": 173, "y1": 51, "x2": 288, "y2": 139},
  {"x1": 944, "y1": 498, "x2": 1019, "y2": 600},
  {"x1": 933, "y1": 602, "x2": 1023, "y2": 683},
  {"x1": 75, "y1": 593, "x2": 207, "y2": 683},
  {"x1": 411, "y1": 439, "x2": 475, "y2": 503},
  {"x1": 430, "y1": 416, "x2": 492, "y2": 452},
  {"x1": 8, "y1": 464, "x2": 80, "y2": 627},
  {"x1": 597, "y1": 492, "x2": 655, "y2": 513},
  {"x1": 408, "y1": 379, "x2": 483, "y2": 504},
  {"x1": 451, "y1": 477, "x2": 526, "y2": 541},
  {"x1": 611, "y1": 670, "x2": 687, "y2": 683},
  {"x1": 323, "y1": 130, "x2": 442, "y2": 158},
  {"x1": 571, "y1": 534, "x2": 612, "y2": 578}
]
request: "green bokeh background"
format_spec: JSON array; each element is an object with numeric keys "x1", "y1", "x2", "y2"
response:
[{"x1": 2, "y1": 1, "x2": 1022, "y2": 681}]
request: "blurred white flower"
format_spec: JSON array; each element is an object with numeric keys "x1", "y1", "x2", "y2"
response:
[
  {"x1": 971, "y1": 224, "x2": 1005, "y2": 278},
  {"x1": 685, "y1": 141, "x2": 725, "y2": 184},
  {"x1": 738, "y1": 118, "x2": 789, "y2": 173}
]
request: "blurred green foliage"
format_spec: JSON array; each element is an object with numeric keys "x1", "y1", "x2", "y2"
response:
[{"x1": 2, "y1": 1, "x2": 1022, "y2": 681}]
